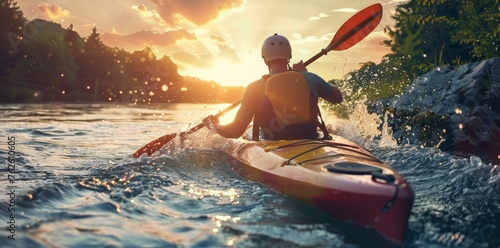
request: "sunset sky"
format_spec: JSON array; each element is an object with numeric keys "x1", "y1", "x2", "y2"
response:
[{"x1": 16, "y1": 0, "x2": 406, "y2": 86}]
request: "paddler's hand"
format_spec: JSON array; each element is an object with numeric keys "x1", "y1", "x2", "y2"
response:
[
  {"x1": 292, "y1": 60, "x2": 308, "y2": 72},
  {"x1": 202, "y1": 115, "x2": 219, "y2": 131}
]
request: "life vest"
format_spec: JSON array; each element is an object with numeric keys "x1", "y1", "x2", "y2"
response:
[{"x1": 253, "y1": 71, "x2": 330, "y2": 140}]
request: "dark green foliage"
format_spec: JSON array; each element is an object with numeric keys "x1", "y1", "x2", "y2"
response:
[
  {"x1": 453, "y1": 0, "x2": 500, "y2": 60},
  {"x1": 0, "y1": 0, "x2": 25, "y2": 56},
  {"x1": 0, "y1": 0, "x2": 27, "y2": 98},
  {"x1": 337, "y1": 0, "x2": 499, "y2": 112}
]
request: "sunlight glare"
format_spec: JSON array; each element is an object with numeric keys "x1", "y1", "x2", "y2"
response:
[
  {"x1": 211, "y1": 103, "x2": 239, "y2": 125},
  {"x1": 182, "y1": 56, "x2": 267, "y2": 87}
]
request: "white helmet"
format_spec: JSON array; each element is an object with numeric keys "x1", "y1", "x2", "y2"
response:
[{"x1": 261, "y1": 33, "x2": 292, "y2": 63}]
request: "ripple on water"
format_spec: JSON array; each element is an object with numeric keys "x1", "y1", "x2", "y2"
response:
[{"x1": 372, "y1": 144, "x2": 499, "y2": 247}]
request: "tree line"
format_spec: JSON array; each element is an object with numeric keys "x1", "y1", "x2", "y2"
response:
[
  {"x1": 2, "y1": 0, "x2": 498, "y2": 105},
  {"x1": 0, "y1": 0, "x2": 244, "y2": 103}
]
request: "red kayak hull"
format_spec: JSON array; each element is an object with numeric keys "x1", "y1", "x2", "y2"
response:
[{"x1": 224, "y1": 137, "x2": 413, "y2": 245}]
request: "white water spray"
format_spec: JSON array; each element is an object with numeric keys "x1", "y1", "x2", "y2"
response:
[{"x1": 323, "y1": 101, "x2": 397, "y2": 149}]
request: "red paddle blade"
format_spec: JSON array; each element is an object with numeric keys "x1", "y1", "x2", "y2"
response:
[
  {"x1": 330, "y1": 3, "x2": 383, "y2": 51},
  {"x1": 132, "y1": 132, "x2": 179, "y2": 158}
]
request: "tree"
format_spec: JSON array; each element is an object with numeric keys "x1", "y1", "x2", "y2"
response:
[
  {"x1": 452, "y1": 0, "x2": 500, "y2": 59},
  {"x1": 0, "y1": 0, "x2": 27, "y2": 99},
  {"x1": 76, "y1": 26, "x2": 112, "y2": 100},
  {"x1": 64, "y1": 23, "x2": 84, "y2": 56},
  {"x1": 0, "y1": 0, "x2": 26, "y2": 56},
  {"x1": 383, "y1": 0, "x2": 476, "y2": 80},
  {"x1": 7, "y1": 31, "x2": 78, "y2": 101}
]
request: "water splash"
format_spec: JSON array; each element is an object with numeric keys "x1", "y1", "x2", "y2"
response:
[{"x1": 324, "y1": 101, "x2": 397, "y2": 150}]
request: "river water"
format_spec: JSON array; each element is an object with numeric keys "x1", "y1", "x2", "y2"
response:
[{"x1": 0, "y1": 103, "x2": 498, "y2": 248}]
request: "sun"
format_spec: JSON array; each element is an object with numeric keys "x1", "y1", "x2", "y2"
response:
[
  {"x1": 179, "y1": 54, "x2": 268, "y2": 87},
  {"x1": 212, "y1": 58, "x2": 268, "y2": 86}
]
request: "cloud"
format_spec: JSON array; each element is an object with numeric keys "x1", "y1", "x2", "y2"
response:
[
  {"x1": 131, "y1": 4, "x2": 166, "y2": 26},
  {"x1": 210, "y1": 35, "x2": 225, "y2": 43},
  {"x1": 133, "y1": 4, "x2": 147, "y2": 12},
  {"x1": 291, "y1": 33, "x2": 302, "y2": 39},
  {"x1": 332, "y1": 8, "x2": 357, "y2": 13},
  {"x1": 173, "y1": 51, "x2": 212, "y2": 68},
  {"x1": 36, "y1": 3, "x2": 70, "y2": 20},
  {"x1": 147, "y1": 0, "x2": 244, "y2": 26},
  {"x1": 308, "y1": 13, "x2": 329, "y2": 21},
  {"x1": 210, "y1": 35, "x2": 241, "y2": 63},
  {"x1": 217, "y1": 44, "x2": 241, "y2": 64},
  {"x1": 172, "y1": 35, "x2": 241, "y2": 69},
  {"x1": 101, "y1": 29, "x2": 196, "y2": 48}
]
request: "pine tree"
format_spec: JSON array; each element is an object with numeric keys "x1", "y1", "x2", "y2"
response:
[{"x1": 76, "y1": 26, "x2": 113, "y2": 101}]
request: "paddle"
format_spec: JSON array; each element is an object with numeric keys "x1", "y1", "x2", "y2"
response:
[
  {"x1": 132, "y1": 99, "x2": 241, "y2": 158},
  {"x1": 132, "y1": 3, "x2": 383, "y2": 158}
]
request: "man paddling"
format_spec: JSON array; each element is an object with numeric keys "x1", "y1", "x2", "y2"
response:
[{"x1": 203, "y1": 33, "x2": 343, "y2": 140}]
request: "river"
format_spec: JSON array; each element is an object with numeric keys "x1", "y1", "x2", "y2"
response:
[{"x1": 0, "y1": 103, "x2": 498, "y2": 247}]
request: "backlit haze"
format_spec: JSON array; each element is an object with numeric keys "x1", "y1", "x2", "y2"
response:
[{"x1": 17, "y1": 0, "x2": 406, "y2": 86}]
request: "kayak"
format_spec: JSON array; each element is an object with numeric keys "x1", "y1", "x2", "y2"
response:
[{"x1": 223, "y1": 135, "x2": 414, "y2": 245}]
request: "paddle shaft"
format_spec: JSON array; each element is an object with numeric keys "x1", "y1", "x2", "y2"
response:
[{"x1": 179, "y1": 99, "x2": 242, "y2": 135}]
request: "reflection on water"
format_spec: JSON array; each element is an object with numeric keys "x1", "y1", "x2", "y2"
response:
[{"x1": 0, "y1": 103, "x2": 498, "y2": 248}]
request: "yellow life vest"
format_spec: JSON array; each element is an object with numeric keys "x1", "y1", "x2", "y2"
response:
[
  {"x1": 253, "y1": 71, "x2": 330, "y2": 140},
  {"x1": 265, "y1": 71, "x2": 312, "y2": 127}
]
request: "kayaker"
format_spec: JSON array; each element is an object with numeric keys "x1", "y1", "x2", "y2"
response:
[{"x1": 203, "y1": 33, "x2": 343, "y2": 140}]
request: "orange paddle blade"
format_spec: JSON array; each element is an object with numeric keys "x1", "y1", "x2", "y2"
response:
[
  {"x1": 303, "y1": 3, "x2": 383, "y2": 66},
  {"x1": 330, "y1": 3, "x2": 383, "y2": 51}
]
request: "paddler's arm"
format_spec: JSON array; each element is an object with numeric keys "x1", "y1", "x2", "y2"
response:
[
  {"x1": 303, "y1": 72, "x2": 343, "y2": 104},
  {"x1": 203, "y1": 80, "x2": 263, "y2": 138}
]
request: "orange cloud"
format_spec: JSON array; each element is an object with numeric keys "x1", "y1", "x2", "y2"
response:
[
  {"x1": 173, "y1": 51, "x2": 212, "y2": 68},
  {"x1": 134, "y1": 4, "x2": 147, "y2": 12},
  {"x1": 101, "y1": 29, "x2": 196, "y2": 48},
  {"x1": 170, "y1": 36, "x2": 240, "y2": 69},
  {"x1": 210, "y1": 35, "x2": 225, "y2": 43},
  {"x1": 172, "y1": 35, "x2": 241, "y2": 69},
  {"x1": 211, "y1": 35, "x2": 241, "y2": 64},
  {"x1": 36, "y1": 3, "x2": 70, "y2": 20},
  {"x1": 131, "y1": 4, "x2": 165, "y2": 26},
  {"x1": 147, "y1": 0, "x2": 244, "y2": 26}
]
